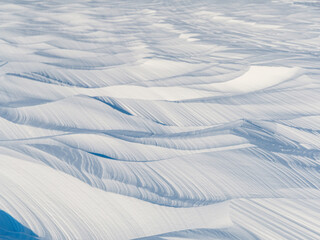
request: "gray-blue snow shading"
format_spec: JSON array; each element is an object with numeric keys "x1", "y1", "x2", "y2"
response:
[
  {"x1": 0, "y1": 0, "x2": 320, "y2": 239},
  {"x1": 0, "y1": 210, "x2": 39, "y2": 240}
]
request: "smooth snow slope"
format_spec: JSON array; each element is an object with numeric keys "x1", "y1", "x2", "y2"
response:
[{"x1": 1, "y1": 0, "x2": 320, "y2": 239}]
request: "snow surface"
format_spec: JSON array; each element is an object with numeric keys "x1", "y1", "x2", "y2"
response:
[{"x1": 1, "y1": 0, "x2": 320, "y2": 239}]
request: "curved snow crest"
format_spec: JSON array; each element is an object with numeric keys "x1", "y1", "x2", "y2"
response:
[
  {"x1": 0, "y1": 155, "x2": 232, "y2": 239},
  {"x1": 1, "y1": 0, "x2": 320, "y2": 239},
  {"x1": 199, "y1": 65, "x2": 302, "y2": 93}
]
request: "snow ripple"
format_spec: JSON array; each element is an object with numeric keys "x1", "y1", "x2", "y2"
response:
[{"x1": 1, "y1": 0, "x2": 320, "y2": 239}]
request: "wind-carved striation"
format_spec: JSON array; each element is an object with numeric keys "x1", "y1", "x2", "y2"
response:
[{"x1": 0, "y1": 0, "x2": 320, "y2": 239}]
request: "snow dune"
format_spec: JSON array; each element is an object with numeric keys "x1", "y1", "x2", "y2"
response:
[{"x1": 1, "y1": 0, "x2": 320, "y2": 239}]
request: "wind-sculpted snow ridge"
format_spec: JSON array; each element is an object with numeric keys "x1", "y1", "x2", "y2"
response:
[{"x1": 1, "y1": 0, "x2": 320, "y2": 239}]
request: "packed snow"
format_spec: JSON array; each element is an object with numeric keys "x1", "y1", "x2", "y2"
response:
[{"x1": 1, "y1": 0, "x2": 320, "y2": 239}]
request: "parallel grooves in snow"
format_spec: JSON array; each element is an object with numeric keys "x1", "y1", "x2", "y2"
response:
[{"x1": 1, "y1": 0, "x2": 320, "y2": 239}]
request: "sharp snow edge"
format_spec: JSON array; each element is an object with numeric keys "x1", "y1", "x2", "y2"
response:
[{"x1": 1, "y1": 0, "x2": 320, "y2": 239}]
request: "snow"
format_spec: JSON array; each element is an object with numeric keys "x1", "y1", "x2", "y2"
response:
[
  {"x1": 1, "y1": 0, "x2": 320, "y2": 239},
  {"x1": 203, "y1": 66, "x2": 302, "y2": 93}
]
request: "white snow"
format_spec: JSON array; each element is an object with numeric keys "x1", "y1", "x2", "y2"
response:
[{"x1": 1, "y1": 0, "x2": 320, "y2": 239}]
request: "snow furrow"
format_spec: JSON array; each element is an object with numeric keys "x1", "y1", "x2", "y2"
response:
[{"x1": 1, "y1": 0, "x2": 320, "y2": 239}]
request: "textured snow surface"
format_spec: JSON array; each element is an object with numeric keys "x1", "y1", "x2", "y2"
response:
[{"x1": 1, "y1": 0, "x2": 320, "y2": 239}]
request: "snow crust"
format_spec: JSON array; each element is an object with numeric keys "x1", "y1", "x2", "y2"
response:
[{"x1": 1, "y1": 0, "x2": 320, "y2": 239}]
